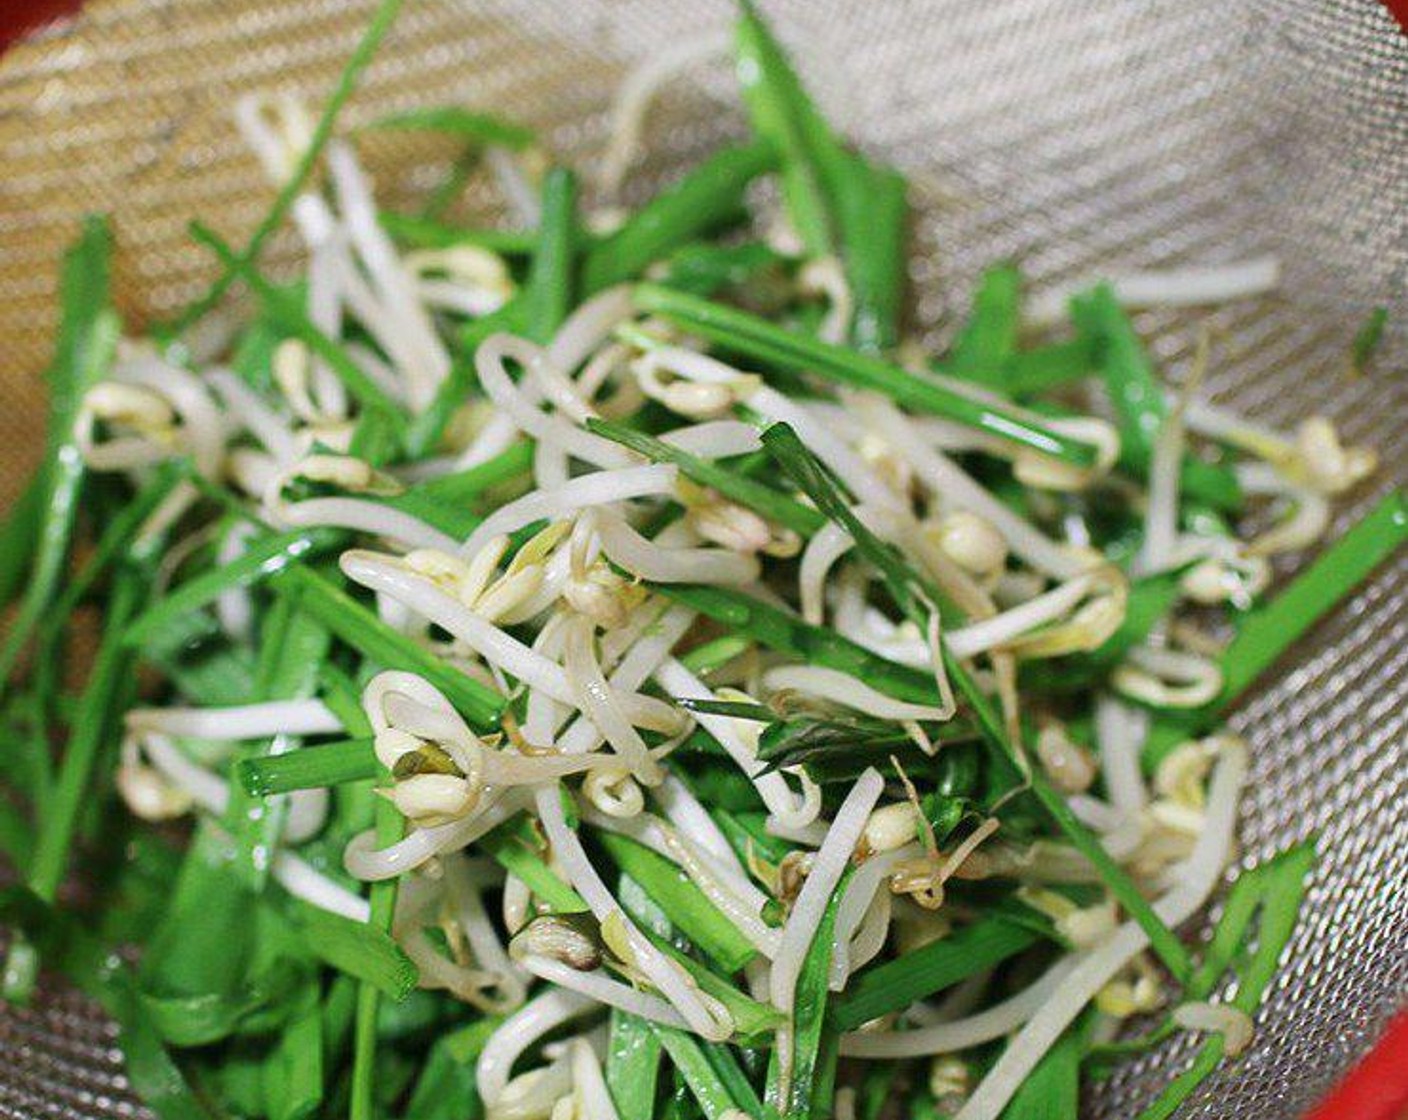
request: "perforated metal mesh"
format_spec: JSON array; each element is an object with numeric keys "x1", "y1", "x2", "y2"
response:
[{"x1": 0, "y1": 0, "x2": 1404, "y2": 1116}]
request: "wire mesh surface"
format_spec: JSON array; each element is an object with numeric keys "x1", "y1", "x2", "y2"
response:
[{"x1": 1, "y1": 0, "x2": 1405, "y2": 1116}]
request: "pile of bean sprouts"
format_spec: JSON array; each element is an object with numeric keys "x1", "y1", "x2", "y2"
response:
[{"x1": 70, "y1": 48, "x2": 1381, "y2": 1120}]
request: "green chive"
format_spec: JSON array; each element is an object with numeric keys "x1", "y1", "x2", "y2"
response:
[
  {"x1": 598, "y1": 831, "x2": 757, "y2": 973},
  {"x1": 379, "y1": 211, "x2": 538, "y2": 255},
  {"x1": 365, "y1": 105, "x2": 535, "y2": 149},
  {"x1": 583, "y1": 143, "x2": 777, "y2": 293},
  {"x1": 124, "y1": 528, "x2": 345, "y2": 651},
  {"x1": 587, "y1": 416, "x2": 825, "y2": 536},
  {"x1": 635, "y1": 283, "x2": 1100, "y2": 467},
  {"x1": 167, "y1": 0, "x2": 405, "y2": 336},
  {"x1": 833, "y1": 916, "x2": 1038, "y2": 1030},
  {"x1": 524, "y1": 168, "x2": 579, "y2": 342},
  {"x1": 607, "y1": 1012, "x2": 664, "y2": 1120},
  {"x1": 238, "y1": 738, "x2": 379, "y2": 796},
  {"x1": 272, "y1": 565, "x2": 503, "y2": 730}
]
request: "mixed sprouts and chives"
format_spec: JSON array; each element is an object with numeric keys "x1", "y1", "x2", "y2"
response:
[{"x1": 2, "y1": 2, "x2": 1403, "y2": 1119}]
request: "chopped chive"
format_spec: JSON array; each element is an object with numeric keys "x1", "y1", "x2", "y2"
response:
[
  {"x1": 287, "y1": 899, "x2": 417, "y2": 1001},
  {"x1": 0, "y1": 468, "x2": 45, "y2": 609},
  {"x1": 478, "y1": 816, "x2": 588, "y2": 913},
  {"x1": 949, "y1": 264, "x2": 1021, "y2": 386},
  {"x1": 587, "y1": 417, "x2": 825, "y2": 536},
  {"x1": 583, "y1": 143, "x2": 777, "y2": 293},
  {"x1": 734, "y1": 1, "x2": 842, "y2": 257},
  {"x1": 1215, "y1": 489, "x2": 1406, "y2": 704},
  {"x1": 416, "y1": 440, "x2": 535, "y2": 503},
  {"x1": 597, "y1": 831, "x2": 757, "y2": 973},
  {"x1": 167, "y1": 0, "x2": 405, "y2": 336},
  {"x1": 523, "y1": 168, "x2": 579, "y2": 342},
  {"x1": 379, "y1": 211, "x2": 538, "y2": 255},
  {"x1": 834, "y1": 154, "x2": 907, "y2": 353},
  {"x1": 350, "y1": 797, "x2": 402, "y2": 1120},
  {"x1": 1000, "y1": 337, "x2": 1095, "y2": 396},
  {"x1": 635, "y1": 283, "x2": 1099, "y2": 467},
  {"x1": 1143, "y1": 489, "x2": 1408, "y2": 768},
  {"x1": 0, "y1": 217, "x2": 119, "y2": 689},
  {"x1": 28, "y1": 571, "x2": 144, "y2": 903},
  {"x1": 607, "y1": 1011, "x2": 664, "y2": 1120},
  {"x1": 678, "y1": 635, "x2": 754, "y2": 675},
  {"x1": 124, "y1": 528, "x2": 345, "y2": 651},
  {"x1": 266, "y1": 984, "x2": 324, "y2": 1120},
  {"x1": 272, "y1": 565, "x2": 503, "y2": 730},
  {"x1": 190, "y1": 223, "x2": 410, "y2": 435},
  {"x1": 1350, "y1": 305, "x2": 1388, "y2": 374},
  {"x1": 652, "y1": 583, "x2": 937, "y2": 705},
  {"x1": 652, "y1": 1024, "x2": 764, "y2": 1120},
  {"x1": 661, "y1": 240, "x2": 791, "y2": 298},
  {"x1": 238, "y1": 738, "x2": 379, "y2": 796},
  {"x1": 1001, "y1": 1014, "x2": 1086, "y2": 1120},
  {"x1": 1072, "y1": 284, "x2": 1241, "y2": 510},
  {"x1": 364, "y1": 105, "x2": 535, "y2": 149},
  {"x1": 764, "y1": 878, "x2": 843, "y2": 1119},
  {"x1": 833, "y1": 916, "x2": 1038, "y2": 1030}
]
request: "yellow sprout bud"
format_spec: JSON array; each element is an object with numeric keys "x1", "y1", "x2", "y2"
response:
[
  {"x1": 862, "y1": 802, "x2": 920, "y2": 855},
  {"x1": 1035, "y1": 722, "x2": 1096, "y2": 793},
  {"x1": 387, "y1": 773, "x2": 477, "y2": 824},
  {"x1": 373, "y1": 727, "x2": 427, "y2": 771},
  {"x1": 936, "y1": 510, "x2": 1008, "y2": 577},
  {"x1": 1295, "y1": 416, "x2": 1377, "y2": 495}
]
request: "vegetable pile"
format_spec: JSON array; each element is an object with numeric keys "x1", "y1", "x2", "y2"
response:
[{"x1": 2, "y1": 1, "x2": 1403, "y2": 1118}]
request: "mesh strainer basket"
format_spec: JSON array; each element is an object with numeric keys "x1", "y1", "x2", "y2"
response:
[{"x1": 0, "y1": 1, "x2": 1405, "y2": 1117}]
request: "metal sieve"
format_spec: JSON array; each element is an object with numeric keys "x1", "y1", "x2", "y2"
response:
[{"x1": 0, "y1": 0, "x2": 1404, "y2": 1116}]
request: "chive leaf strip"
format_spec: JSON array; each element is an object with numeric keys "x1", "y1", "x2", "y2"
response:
[
  {"x1": 378, "y1": 212, "x2": 539, "y2": 255},
  {"x1": 365, "y1": 105, "x2": 535, "y2": 149},
  {"x1": 167, "y1": 0, "x2": 405, "y2": 336},
  {"x1": 0, "y1": 217, "x2": 119, "y2": 689},
  {"x1": 477, "y1": 816, "x2": 588, "y2": 914},
  {"x1": 238, "y1": 738, "x2": 379, "y2": 796},
  {"x1": 1143, "y1": 489, "x2": 1408, "y2": 766},
  {"x1": 1000, "y1": 1014, "x2": 1086, "y2": 1120},
  {"x1": 764, "y1": 881, "x2": 844, "y2": 1120},
  {"x1": 586, "y1": 417, "x2": 825, "y2": 536},
  {"x1": 948, "y1": 263, "x2": 1022, "y2": 387},
  {"x1": 634, "y1": 282, "x2": 1099, "y2": 467},
  {"x1": 28, "y1": 571, "x2": 145, "y2": 902},
  {"x1": 286, "y1": 899, "x2": 418, "y2": 1001},
  {"x1": 524, "y1": 167, "x2": 578, "y2": 342},
  {"x1": 734, "y1": 0, "x2": 841, "y2": 257},
  {"x1": 124, "y1": 527, "x2": 345, "y2": 650},
  {"x1": 271, "y1": 565, "x2": 504, "y2": 729},
  {"x1": 190, "y1": 223, "x2": 410, "y2": 434},
  {"x1": 1214, "y1": 489, "x2": 1407, "y2": 704},
  {"x1": 651, "y1": 583, "x2": 938, "y2": 705},
  {"x1": 583, "y1": 142, "x2": 777, "y2": 293},
  {"x1": 606, "y1": 1012, "x2": 663, "y2": 1120},
  {"x1": 1072, "y1": 284, "x2": 1241, "y2": 510},
  {"x1": 835, "y1": 155, "x2": 907, "y2": 353},
  {"x1": 651, "y1": 1024, "x2": 765, "y2": 1120},
  {"x1": 0, "y1": 468, "x2": 45, "y2": 609},
  {"x1": 597, "y1": 831, "x2": 758, "y2": 973},
  {"x1": 1133, "y1": 841, "x2": 1315, "y2": 1120},
  {"x1": 833, "y1": 915, "x2": 1039, "y2": 1030},
  {"x1": 350, "y1": 795, "x2": 403, "y2": 1120},
  {"x1": 761, "y1": 421, "x2": 1192, "y2": 980}
]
